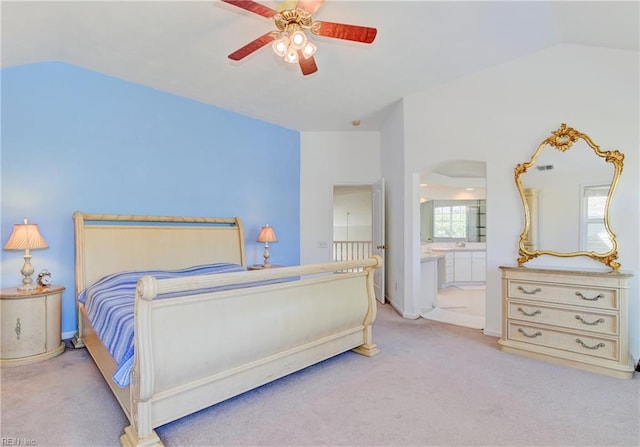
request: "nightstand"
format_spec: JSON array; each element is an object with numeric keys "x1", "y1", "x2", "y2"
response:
[
  {"x1": 248, "y1": 264, "x2": 284, "y2": 270},
  {"x1": 1, "y1": 285, "x2": 65, "y2": 366}
]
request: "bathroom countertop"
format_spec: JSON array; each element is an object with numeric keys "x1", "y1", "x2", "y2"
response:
[
  {"x1": 420, "y1": 254, "x2": 443, "y2": 262},
  {"x1": 429, "y1": 246, "x2": 486, "y2": 253}
]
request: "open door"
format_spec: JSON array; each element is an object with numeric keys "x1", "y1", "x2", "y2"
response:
[{"x1": 372, "y1": 178, "x2": 386, "y2": 303}]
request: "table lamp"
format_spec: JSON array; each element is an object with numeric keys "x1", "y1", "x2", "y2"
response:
[
  {"x1": 257, "y1": 225, "x2": 278, "y2": 267},
  {"x1": 3, "y1": 218, "x2": 49, "y2": 291}
]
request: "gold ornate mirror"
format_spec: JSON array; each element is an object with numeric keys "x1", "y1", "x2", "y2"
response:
[{"x1": 515, "y1": 123, "x2": 624, "y2": 270}]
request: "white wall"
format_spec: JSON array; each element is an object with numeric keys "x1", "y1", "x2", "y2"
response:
[
  {"x1": 300, "y1": 131, "x2": 381, "y2": 265},
  {"x1": 398, "y1": 44, "x2": 639, "y2": 356},
  {"x1": 380, "y1": 101, "x2": 407, "y2": 308},
  {"x1": 300, "y1": 44, "x2": 639, "y2": 363}
]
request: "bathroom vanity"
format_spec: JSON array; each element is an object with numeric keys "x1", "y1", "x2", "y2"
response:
[
  {"x1": 428, "y1": 244, "x2": 486, "y2": 288},
  {"x1": 413, "y1": 243, "x2": 486, "y2": 319},
  {"x1": 419, "y1": 254, "x2": 440, "y2": 316}
]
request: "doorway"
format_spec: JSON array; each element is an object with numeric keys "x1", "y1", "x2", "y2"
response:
[
  {"x1": 333, "y1": 185, "x2": 373, "y2": 257},
  {"x1": 419, "y1": 161, "x2": 487, "y2": 329},
  {"x1": 333, "y1": 182, "x2": 386, "y2": 303}
]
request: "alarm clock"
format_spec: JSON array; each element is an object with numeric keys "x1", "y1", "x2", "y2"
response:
[{"x1": 37, "y1": 269, "x2": 53, "y2": 287}]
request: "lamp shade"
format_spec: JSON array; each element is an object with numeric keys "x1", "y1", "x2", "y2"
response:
[
  {"x1": 257, "y1": 225, "x2": 278, "y2": 243},
  {"x1": 3, "y1": 218, "x2": 48, "y2": 251}
]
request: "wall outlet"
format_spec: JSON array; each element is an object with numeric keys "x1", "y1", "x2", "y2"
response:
[{"x1": 318, "y1": 241, "x2": 329, "y2": 248}]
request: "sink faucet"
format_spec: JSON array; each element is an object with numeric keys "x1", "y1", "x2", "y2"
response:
[{"x1": 456, "y1": 241, "x2": 466, "y2": 247}]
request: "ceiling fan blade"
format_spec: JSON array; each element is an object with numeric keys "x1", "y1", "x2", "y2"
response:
[
  {"x1": 311, "y1": 21, "x2": 377, "y2": 44},
  {"x1": 228, "y1": 32, "x2": 277, "y2": 61},
  {"x1": 221, "y1": 0, "x2": 278, "y2": 19},
  {"x1": 296, "y1": 0, "x2": 325, "y2": 14},
  {"x1": 297, "y1": 51, "x2": 318, "y2": 76}
]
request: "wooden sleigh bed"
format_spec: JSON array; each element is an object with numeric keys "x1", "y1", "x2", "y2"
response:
[{"x1": 72, "y1": 212, "x2": 382, "y2": 447}]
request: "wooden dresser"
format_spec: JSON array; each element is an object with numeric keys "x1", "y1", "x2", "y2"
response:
[{"x1": 498, "y1": 266, "x2": 634, "y2": 379}]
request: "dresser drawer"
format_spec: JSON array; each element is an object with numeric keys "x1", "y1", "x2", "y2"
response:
[
  {"x1": 507, "y1": 321, "x2": 618, "y2": 361},
  {"x1": 500, "y1": 266, "x2": 633, "y2": 378},
  {"x1": 508, "y1": 281, "x2": 617, "y2": 310},
  {"x1": 508, "y1": 301, "x2": 618, "y2": 336}
]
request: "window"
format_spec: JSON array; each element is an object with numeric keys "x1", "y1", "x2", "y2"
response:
[
  {"x1": 434, "y1": 205, "x2": 467, "y2": 238},
  {"x1": 581, "y1": 185, "x2": 612, "y2": 252}
]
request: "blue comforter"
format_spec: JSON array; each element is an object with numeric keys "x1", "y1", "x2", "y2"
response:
[{"x1": 78, "y1": 263, "x2": 246, "y2": 387}]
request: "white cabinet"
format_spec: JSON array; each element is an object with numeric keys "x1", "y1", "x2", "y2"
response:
[
  {"x1": 433, "y1": 248, "x2": 486, "y2": 287},
  {"x1": 454, "y1": 251, "x2": 472, "y2": 282},
  {"x1": 498, "y1": 266, "x2": 634, "y2": 379},
  {"x1": 471, "y1": 251, "x2": 486, "y2": 282},
  {"x1": 419, "y1": 257, "x2": 438, "y2": 314},
  {"x1": 438, "y1": 252, "x2": 454, "y2": 287},
  {"x1": 452, "y1": 250, "x2": 486, "y2": 283}
]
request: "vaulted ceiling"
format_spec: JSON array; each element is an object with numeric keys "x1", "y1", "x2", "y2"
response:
[{"x1": 2, "y1": 1, "x2": 638, "y2": 132}]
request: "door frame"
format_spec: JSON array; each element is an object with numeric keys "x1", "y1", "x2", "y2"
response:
[{"x1": 332, "y1": 181, "x2": 386, "y2": 303}]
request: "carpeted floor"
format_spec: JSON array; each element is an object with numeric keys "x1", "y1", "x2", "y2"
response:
[{"x1": 1, "y1": 303, "x2": 639, "y2": 446}]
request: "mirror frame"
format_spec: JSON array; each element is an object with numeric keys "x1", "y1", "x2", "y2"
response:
[{"x1": 515, "y1": 123, "x2": 624, "y2": 270}]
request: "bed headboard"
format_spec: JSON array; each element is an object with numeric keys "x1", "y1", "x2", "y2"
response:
[{"x1": 73, "y1": 212, "x2": 246, "y2": 296}]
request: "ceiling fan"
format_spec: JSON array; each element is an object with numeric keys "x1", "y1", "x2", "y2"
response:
[{"x1": 221, "y1": 0, "x2": 377, "y2": 76}]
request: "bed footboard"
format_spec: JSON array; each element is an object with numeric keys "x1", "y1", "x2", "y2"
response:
[{"x1": 124, "y1": 256, "x2": 381, "y2": 446}]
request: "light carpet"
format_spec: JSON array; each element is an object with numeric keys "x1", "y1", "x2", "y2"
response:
[{"x1": 1, "y1": 303, "x2": 639, "y2": 446}]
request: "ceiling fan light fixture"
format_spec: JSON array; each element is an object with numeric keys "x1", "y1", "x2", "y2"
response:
[
  {"x1": 301, "y1": 41, "x2": 317, "y2": 59},
  {"x1": 290, "y1": 30, "x2": 307, "y2": 49},
  {"x1": 223, "y1": 1, "x2": 378, "y2": 76},
  {"x1": 284, "y1": 46, "x2": 299, "y2": 64},
  {"x1": 272, "y1": 35, "x2": 289, "y2": 57}
]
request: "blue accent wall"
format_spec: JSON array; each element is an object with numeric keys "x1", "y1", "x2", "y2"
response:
[{"x1": 1, "y1": 62, "x2": 300, "y2": 336}]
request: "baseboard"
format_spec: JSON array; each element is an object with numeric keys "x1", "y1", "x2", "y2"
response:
[
  {"x1": 62, "y1": 330, "x2": 77, "y2": 340},
  {"x1": 483, "y1": 328, "x2": 501, "y2": 338},
  {"x1": 387, "y1": 299, "x2": 420, "y2": 319}
]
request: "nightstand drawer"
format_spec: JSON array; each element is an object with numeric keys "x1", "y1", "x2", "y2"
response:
[
  {"x1": 1, "y1": 285, "x2": 65, "y2": 366},
  {"x1": 507, "y1": 321, "x2": 618, "y2": 361},
  {"x1": 508, "y1": 301, "x2": 618, "y2": 336},
  {"x1": 508, "y1": 281, "x2": 617, "y2": 310},
  {"x1": 1, "y1": 297, "x2": 47, "y2": 358}
]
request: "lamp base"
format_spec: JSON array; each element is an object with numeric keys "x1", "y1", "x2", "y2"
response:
[
  {"x1": 262, "y1": 243, "x2": 271, "y2": 268},
  {"x1": 18, "y1": 255, "x2": 37, "y2": 292}
]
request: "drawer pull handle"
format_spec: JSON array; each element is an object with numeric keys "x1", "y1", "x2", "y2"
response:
[
  {"x1": 575, "y1": 315, "x2": 605, "y2": 326},
  {"x1": 15, "y1": 318, "x2": 22, "y2": 340},
  {"x1": 518, "y1": 328, "x2": 542, "y2": 338},
  {"x1": 517, "y1": 286, "x2": 542, "y2": 295},
  {"x1": 575, "y1": 291, "x2": 605, "y2": 301},
  {"x1": 517, "y1": 307, "x2": 541, "y2": 317},
  {"x1": 575, "y1": 339, "x2": 606, "y2": 350}
]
